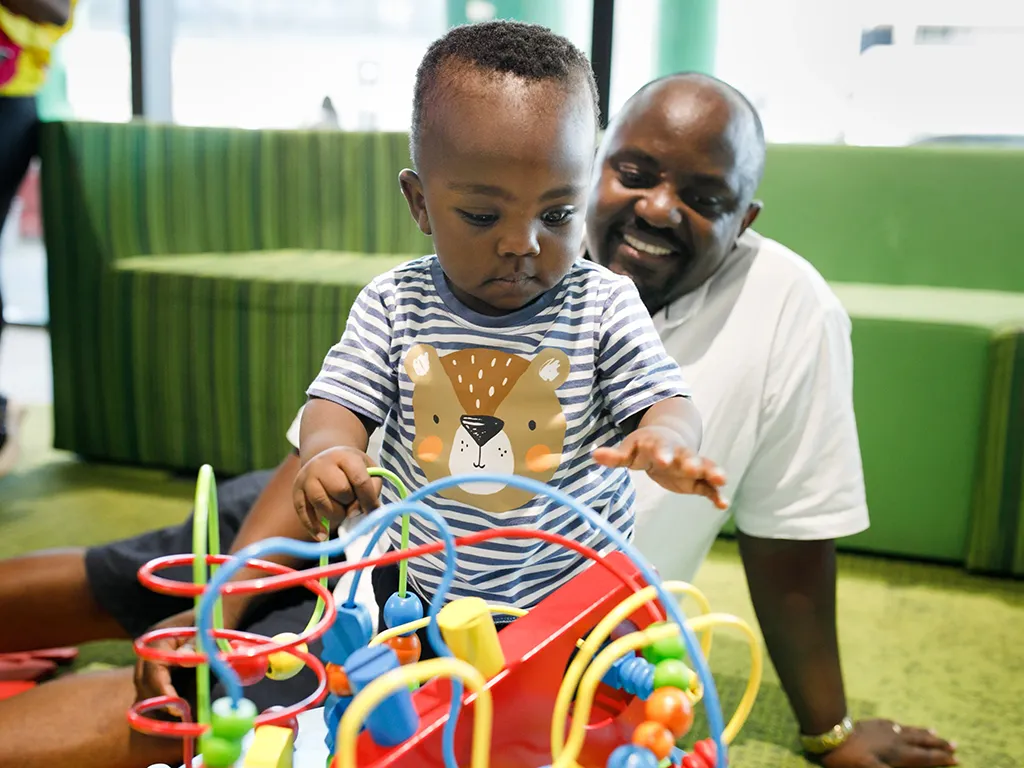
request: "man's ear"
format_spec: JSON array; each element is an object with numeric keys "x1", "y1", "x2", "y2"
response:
[
  {"x1": 399, "y1": 169, "x2": 432, "y2": 236},
  {"x1": 740, "y1": 200, "x2": 762, "y2": 235}
]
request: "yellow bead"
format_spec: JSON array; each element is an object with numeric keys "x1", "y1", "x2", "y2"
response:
[{"x1": 266, "y1": 632, "x2": 308, "y2": 681}]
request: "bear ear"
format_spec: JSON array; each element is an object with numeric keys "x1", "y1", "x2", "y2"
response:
[
  {"x1": 405, "y1": 344, "x2": 441, "y2": 382},
  {"x1": 527, "y1": 348, "x2": 571, "y2": 390}
]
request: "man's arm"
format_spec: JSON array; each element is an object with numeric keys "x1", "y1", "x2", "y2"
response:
[
  {"x1": 0, "y1": 0, "x2": 70, "y2": 25},
  {"x1": 737, "y1": 532, "x2": 846, "y2": 735}
]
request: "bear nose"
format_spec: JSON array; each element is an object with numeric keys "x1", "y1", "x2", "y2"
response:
[{"x1": 461, "y1": 415, "x2": 504, "y2": 447}]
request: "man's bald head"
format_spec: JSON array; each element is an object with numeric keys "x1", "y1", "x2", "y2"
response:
[
  {"x1": 587, "y1": 73, "x2": 766, "y2": 312},
  {"x1": 615, "y1": 72, "x2": 766, "y2": 195}
]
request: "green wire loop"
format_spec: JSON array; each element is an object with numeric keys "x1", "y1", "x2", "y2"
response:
[{"x1": 190, "y1": 464, "x2": 410, "y2": 730}]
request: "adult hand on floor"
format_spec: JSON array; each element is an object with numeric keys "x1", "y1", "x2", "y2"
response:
[
  {"x1": 819, "y1": 719, "x2": 957, "y2": 767},
  {"x1": 133, "y1": 609, "x2": 198, "y2": 718}
]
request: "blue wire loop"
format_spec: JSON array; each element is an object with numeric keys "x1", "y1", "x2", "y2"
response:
[{"x1": 194, "y1": 473, "x2": 728, "y2": 767}]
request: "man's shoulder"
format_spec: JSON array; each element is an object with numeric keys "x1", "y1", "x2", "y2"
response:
[{"x1": 743, "y1": 231, "x2": 848, "y2": 323}]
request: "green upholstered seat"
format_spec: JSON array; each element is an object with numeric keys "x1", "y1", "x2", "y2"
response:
[
  {"x1": 40, "y1": 120, "x2": 428, "y2": 475},
  {"x1": 110, "y1": 252, "x2": 412, "y2": 473}
]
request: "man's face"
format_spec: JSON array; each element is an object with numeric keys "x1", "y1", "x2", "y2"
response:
[{"x1": 586, "y1": 82, "x2": 761, "y2": 313}]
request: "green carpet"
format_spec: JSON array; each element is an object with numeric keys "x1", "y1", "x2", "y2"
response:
[{"x1": 2, "y1": 407, "x2": 1022, "y2": 766}]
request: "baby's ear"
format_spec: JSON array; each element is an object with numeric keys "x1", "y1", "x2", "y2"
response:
[
  {"x1": 527, "y1": 348, "x2": 570, "y2": 390},
  {"x1": 405, "y1": 343, "x2": 440, "y2": 382},
  {"x1": 399, "y1": 169, "x2": 432, "y2": 236}
]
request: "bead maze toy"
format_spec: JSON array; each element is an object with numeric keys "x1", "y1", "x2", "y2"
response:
[{"x1": 130, "y1": 466, "x2": 763, "y2": 768}]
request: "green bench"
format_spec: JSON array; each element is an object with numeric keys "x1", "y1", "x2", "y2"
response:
[
  {"x1": 40, "y1": 121, "x2": 429, "y2": 474},
  {"x1": 833, "y1": 284, "x2": 1024, "y2": 574}
]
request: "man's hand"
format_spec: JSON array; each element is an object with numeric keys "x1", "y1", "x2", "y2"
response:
[
  {"x1": 133, "y1": 610, "x2": 199, "y2": 718},
  {"x1": 819, "y1": 719, "x2": 956, "y2": 767},
  {"x1": 592, "y1": 425, "x2": 728, "y2": 509},
  {"x1": 293, "y1": 446, "x2": 381, "y2": 538}
]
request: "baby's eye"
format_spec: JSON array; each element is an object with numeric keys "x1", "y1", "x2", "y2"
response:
[
  {"x1": 541, "y1": 207, "x2": 575, "y2": 226},
  {"x1": 457, "y1": 210, "x2": 498, "y2": 227}
]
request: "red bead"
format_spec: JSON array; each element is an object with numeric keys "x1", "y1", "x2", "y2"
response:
[
  {"x1": 681, "y1": 755, "x2": 709, "y2": 768},
  {"x1": 644, "y1": 686, "x2": 694, "y2": 738},
  {"x1": 632, "y1": 720, "x2": 675, "y2": 760},
  {"x1": 326, "y1": 663, "x2": 352, "y2": 696},
  {"x1": 385, "y1": 633, "x2": 422, "y2": 666},
  {"x1": 228, "y1": 641, "x2": 268, "y2": 686},
  {"x1": 694, "y1": 738, "x2": 718, "y2": 765}
]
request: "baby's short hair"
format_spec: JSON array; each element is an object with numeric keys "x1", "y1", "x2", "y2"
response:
[{"x1": 410, "y1": 20, "x2": 599, "y2": 166}]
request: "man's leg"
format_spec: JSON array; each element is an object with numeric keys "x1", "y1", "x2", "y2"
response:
[
  {"x1": 0, "y1": 549, "x2": 128, "y2": 653},
  {"x1": 0, "y1": 668, "x2": 183, "y2": 768},
  {"x1": 0, "y1": 470, "x2": 277, "y2": 767}
]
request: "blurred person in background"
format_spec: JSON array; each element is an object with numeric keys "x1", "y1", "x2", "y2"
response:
[{"x1": 0, "y1": 0, "x2": 74, "y2": 476}]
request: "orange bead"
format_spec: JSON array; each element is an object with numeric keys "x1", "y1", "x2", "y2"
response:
[
  {"x1": 325, "y1": 662, "x2": 351, "y2": 696},
  {"x1": 385, "y1": 633, "x2": 422, "y2": 666},
  {"x1": 644, "y1": 686, "x2": 694, "y2": 738},
  {"x1": 632, "y1": 720, "x2": 675, "y2": 760}
]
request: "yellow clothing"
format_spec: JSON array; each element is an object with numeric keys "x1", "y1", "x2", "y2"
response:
[{"x1": 0, "y1": 0, "x2": 75, "y2": 97}]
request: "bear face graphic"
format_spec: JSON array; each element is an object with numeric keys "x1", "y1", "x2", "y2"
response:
[{"x1": 403, "y1": 344, "x2": 570, "y2": 512}]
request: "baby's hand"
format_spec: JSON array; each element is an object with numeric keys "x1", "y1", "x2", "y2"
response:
[
  {"x1": 293, "y1": 447, "x2": 382, "y2": 539},
  {"x1": 592, "y1": 426, "x2": 729, "y2": 509}
]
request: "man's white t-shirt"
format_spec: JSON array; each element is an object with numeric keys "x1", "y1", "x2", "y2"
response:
[
  {"x1": 630, "y1": 230, "x2": 869, "y2": 582},
  {"x1": 286, "y1": 230, "x2": 869, "y2": 588}
]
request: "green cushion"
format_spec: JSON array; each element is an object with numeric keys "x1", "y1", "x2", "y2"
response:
[{"x1": 104, "y1": 250, "x2": 414, "y2": 473}]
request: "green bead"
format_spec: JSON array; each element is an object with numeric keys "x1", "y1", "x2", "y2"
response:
[
  {"x1": 652, "y1": 658, "x2": 694, "y2": 692},
  {"x1": 642, "y1": 623, "x2": 687, "y2": 665},
  {"x1": 211, "y1": 695, "x2": 257, "y2": 740},
  {"x1": 199, "y1": 734, "x2": 243, "y2": 767}
]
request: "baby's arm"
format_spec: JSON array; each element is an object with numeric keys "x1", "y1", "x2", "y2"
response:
[{"x1": 295, "y1": 398, "x2": 382, "y2": 538}]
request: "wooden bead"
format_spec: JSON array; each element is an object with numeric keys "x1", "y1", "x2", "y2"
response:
[
  {"x1": 385, "y1": 632, "x2": 422, "y2": 666},
  {"x1": 644, "y1": 686, "x2": 694, "y2": 738},
  {"x1": 631, "y1": 720, "x2": 675, "y2": 760},
  {"x1": 325, "y1": 663, "x2": 351, "y2": 696}
]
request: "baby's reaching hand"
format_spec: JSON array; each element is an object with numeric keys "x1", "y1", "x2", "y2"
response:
[
  {"x1": 592, "y1": 426, "x2": 729, "y2": 509},
  {"x1": 293, "y1": 446, "x2": 382, "y2": 540}
]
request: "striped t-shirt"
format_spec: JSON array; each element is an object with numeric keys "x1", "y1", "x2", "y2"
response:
[{"x1": 308, "y1": 255, "x2": 690, "y2": 608}]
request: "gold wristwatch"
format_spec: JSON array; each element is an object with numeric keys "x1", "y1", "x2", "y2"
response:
[{"x1": 800, "y1": 716, "x2": 854, "y2": 755}]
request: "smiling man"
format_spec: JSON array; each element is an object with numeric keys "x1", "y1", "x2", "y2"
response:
[{"x1": 586, "y1": 72, "x2": 957, "y2": 768}]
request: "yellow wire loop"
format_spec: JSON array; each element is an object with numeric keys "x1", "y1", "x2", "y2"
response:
[
  {"x1": 336, "y1": 658, "x2": 492, "y2": 768},
  {"x1": 552, "y1": 614, "x2": 762, "y2": 768},
  {"x1": 552, "y1": 582, "x2": 713, "y2": 763}
]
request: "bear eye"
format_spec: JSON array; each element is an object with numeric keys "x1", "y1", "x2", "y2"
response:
[
  {"x1": 433, "y1": 414, "x2": 440, "y2": 424},
  {"x1": 528, "y1": 420, "x2": 536, "y2": 431}
]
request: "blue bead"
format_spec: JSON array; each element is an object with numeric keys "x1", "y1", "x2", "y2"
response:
[
  {"x1": 323, "y1": 693, "x2": 352, "y2": 734},
  {"x1": 607, "y1": 744, "x2": 660, "y2": 768},
  {"x1": 383, "y1": 591, "x2": 424, "y2": 635},
  {"x1": 346, "y1": 645, "x2": 419, "y2": 747},
  {"x1": 321, "y1": 602, "x2": 373, "y2": 664}
]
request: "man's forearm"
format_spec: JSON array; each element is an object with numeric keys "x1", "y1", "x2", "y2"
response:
[
  {"x1": 1, "y1": 0, "x2": 70, "y2": 25},
  {"x1": 737, "y1": 532, "x2": 847, "y2": 735}
]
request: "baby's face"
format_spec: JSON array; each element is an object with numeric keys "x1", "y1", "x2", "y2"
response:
[{"x1": 401, "y1": 69, "x2": 596, "y2": 316}]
